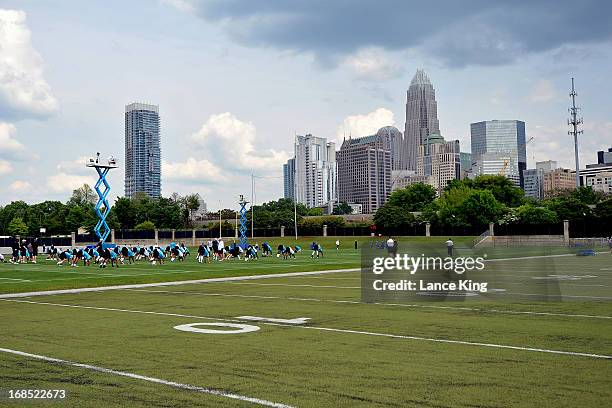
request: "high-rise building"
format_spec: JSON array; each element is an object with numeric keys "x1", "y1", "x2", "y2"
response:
[
  {"x1": 522, "y1": 161, "x2": 559, "y2": 200},
  {"x1": 336, "y1": 133, "x2": 392, "y2": 214},
  {"x1": 416, "y1": 133, "x2": 460, "y2": 194},
  {"x1": 579, "y1": 148, "x2": 612, "y2": 188},
  {"x1": 283, "y1": 158, "x2": 295, "y2": 200},
  {"x1": 596, "y1": 147, "x2": 612, "y2": 166},
  {"x1": 543, "y1": 168, "x2": 575, "y2": 197},
  {"x1": 536, "y1": 160, "x2": 558, "y2": 173},
  {"x1": 124, "y1": 103, "x2": 161, "y2": 198},
  {"x1": 403, "y1": 69, "x2": 440, "y2": 171},
  {"x1": 375, "y1": 126, "x2": 403, "y2": 170},
  {"x1": 470, "y1": 120, "x2": 527, "y2": 188},
  {"x1": 522, "y1": 168, "x2": 544, "y2": 200},
  {"x1": 293, "y1": 134, "x2": 336, "y2": 209},
  {"x1": 460, "y1": 152, "x2": 472, "y2": 179}
]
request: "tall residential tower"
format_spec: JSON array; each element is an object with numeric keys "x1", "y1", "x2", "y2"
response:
[{"x1": 124, "y1": 103, "x2": 161, "y2": 198}]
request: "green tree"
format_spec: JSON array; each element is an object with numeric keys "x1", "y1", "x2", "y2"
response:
[
  {"x1": 516, "y1": 205, "x2": 558, "y2": 224},
  {"x1": 570, "y1": 186, "x2": 604, "y2": 205},
  {"x1": 65, "y1": 205, "x2": 86, "y2": 232},
  {"x1": 458, "y1": 189, "x2": 504, "y2": 227},
  {"x1": 387, "y1": 183, "x2": 437, "y2": 211},
  {"x1": 7, "y1": 216, "x2": 28, "y2": 236},
  {"x1": 113, "y1": 197, "x2": 137, "y2": 229},
  {"x1": 544, "y1": 197, "x2": 591, "y2": 220},
  {"x1": 333, "y1": 202, "x2": 353, "y2": 215},
  {"x1": 444, "y1": 175, "x2": 524, "y2": 207},
  {"x1": 594, "y1": 198, "x2": 612, "y2": 219},
  {"x1": 68, "y1": 184, "x2": 97, "y2": 206},
  {"x1": 373, "y1": 205, "x2": 415, "y2": 229},
  {"x1": 134, "y1": 220, "x2": 156, "y2": 231}
]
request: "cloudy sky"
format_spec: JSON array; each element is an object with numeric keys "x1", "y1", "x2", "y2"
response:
[{"x1": 1, "y1": 0, "x2": 611, "y2": 209}]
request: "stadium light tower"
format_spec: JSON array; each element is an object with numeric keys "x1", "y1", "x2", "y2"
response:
[
  {"x1": 86, "y1": 152, "x2": 118, "y2": 245},
  {"x1": 568, "y1": 77, "x2": 583, "y2": 187}
]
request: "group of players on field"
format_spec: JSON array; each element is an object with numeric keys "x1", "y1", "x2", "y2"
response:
[{"x1": 1, "y1": 238, "x2": 328, "y2": 266}]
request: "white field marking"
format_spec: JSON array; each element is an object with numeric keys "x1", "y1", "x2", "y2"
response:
[
  {"x1": 2, "y1": 299, "x2": 610, "y2": 360},
  {"x1": 126, "y1": 289, "x2": 612, "y2": 320},
  {"x1": 237, "y1": 316, "x2": 310, "y2": 325},
  {"x1": 0, "y1": 277, "x2": 30, "y2": 281},
  {"x1": 0, "y1": 347, "x2": 293, "y2": 408},
  {"x1": 174, "y1": 322, "x2": 260, "y2": 334},
  {"x1": 0, "y1": 268, "x2": 360, "y2": 299},
  {"x1": 504, "y1": 292, "x2": 612, "y2": 300},
  {"x1": 229, "y1": 282, "x2": 360, "y2": 289}
]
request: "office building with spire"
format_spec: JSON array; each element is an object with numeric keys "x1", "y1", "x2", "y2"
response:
[{"x1": 403, "y1": 69, "x2": 440, "y2": 171}]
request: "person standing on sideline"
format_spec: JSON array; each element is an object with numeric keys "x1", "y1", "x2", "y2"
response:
[
  {"x1": 335, "y1": 239, "x2": 340, "y2": 250},
  {"x1": 445, "y1": 238, "x2": 454, "y2": 257},
  {"x1": 386, "y1": 237, "x2": 397, "y2": 256}
]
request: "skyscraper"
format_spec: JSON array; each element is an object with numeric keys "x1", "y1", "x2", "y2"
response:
[
  {"x1": 375, "y1": 126, "x2": 403, "y2": 170},
  {"x1": 416, "y1": 133, "x2": 460, "y2": 194},
  {"x1": 293, "y1": 134, "x2": 336, "y2": 209},
  {"x1": 404, "y1": 69, "x2": 440, "y2": 171},
  {"x1": 283, "y1": 158, "x2": 295, "y2": 200},
  {"x1": 470, "y1": 120, "x2": 527, "y2": 188},
  {"x1": 336, "y1": 133, "x2": 392, "y2": 214},
  {"x1": 124, "y1": 103, "x2": 161, "y2": 198}
]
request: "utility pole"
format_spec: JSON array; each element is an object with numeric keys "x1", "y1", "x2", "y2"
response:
[{"x1": 568, "y1": 77, "x2": 583, "y2": 187}]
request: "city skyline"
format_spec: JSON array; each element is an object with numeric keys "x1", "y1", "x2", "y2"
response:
[{"x1": 1, "y1": 2, "x2": 612, "y2": 209}]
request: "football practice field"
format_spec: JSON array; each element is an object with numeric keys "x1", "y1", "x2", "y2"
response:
[{"x1": 1, "y1": 237, "x2": 611, "y2": 407}]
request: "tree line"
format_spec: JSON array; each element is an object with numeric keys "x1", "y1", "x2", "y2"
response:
[
  {"x1": 0, "y1": 185, "x2": 203, "y2": 236},
  {"x1": 373, "y1": 175, "x2": 612, "y2": 230}
]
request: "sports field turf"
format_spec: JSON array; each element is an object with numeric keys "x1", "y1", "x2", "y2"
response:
[{"x1": 1, "y1": 237, "x2": 611, "y2": 407}]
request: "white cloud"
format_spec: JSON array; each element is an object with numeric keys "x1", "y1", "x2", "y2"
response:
[
  {"x1": 162, "y1": 157, "x2": 221, "y2": 181},
  {"x1": 336, "y1": 108, "x2": 395, "y2": 143},
  {"x1": 0, "y1": 159, "x2": 12, "y2": 175},
  {"x1": 342, "y1": 48, "x2": 403, "y2": 81},
  {"x1": 0, "y1": 121, "x2": 29, "y2": 160},
  {"x1": 160, "y1": 0, "x2": 195, "y2": 13},
  {"x1": 528, "y1": 79, "x2": 557, "y2": 103},
  {"x1": 9, "y1": 179, "x2": 31, "y2": 191},
  {"x1": 56, "y1": 156, "x2": 90, "y2": 175},
  {"x1": 0, "y1": 9, "x2": 58, "y2": 119},
  {"x1": 190, "y1": 112, "x2": 289, "y2": 172},
  {"x1": 46, "y1": 172, "x2": 96, "y2": 193}
]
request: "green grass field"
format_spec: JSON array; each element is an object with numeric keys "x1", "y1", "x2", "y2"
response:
[{"x1": 1, "y1": 236, "x2": 611, "y2": 407}]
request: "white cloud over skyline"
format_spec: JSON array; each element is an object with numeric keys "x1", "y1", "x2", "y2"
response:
[{"x1": 336, "y1": 108, "x2": 395, "y2": 144}]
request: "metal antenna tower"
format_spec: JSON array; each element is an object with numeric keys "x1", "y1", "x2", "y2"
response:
[{"x1": 568, "y1": 77, "x2": 583, "y2": 187}]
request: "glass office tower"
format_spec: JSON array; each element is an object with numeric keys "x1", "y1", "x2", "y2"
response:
[
  {"x1": 470, "y1": 120, "x2": 526, "y2": 188},
  {"x1": 124, "y1": 103, "x2": 161, "y2": 198}
]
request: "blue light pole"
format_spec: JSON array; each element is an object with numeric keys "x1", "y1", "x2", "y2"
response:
[{"x1": 86, "y1": 153, "x2": 117, "y2": 246}]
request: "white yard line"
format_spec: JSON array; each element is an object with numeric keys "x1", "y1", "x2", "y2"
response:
[
  {"x1": 0, "y1": 268, "x2": 360, "y2": 299},
  {"x1": 0, "y1": 347, "x2": 294, "y2": 408},
  {"x1": 126, "y1": 289, "x2": 612, "y2": 320},
  {"x1": 229, "y1": 282, "x2": 360, "y2": 289},
  {"x1": 2, "y1": 298, "x2": 610, "y2": 360},
  {"x1": 0, "y1": 277, "x2": 30, "y2": 282}
]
